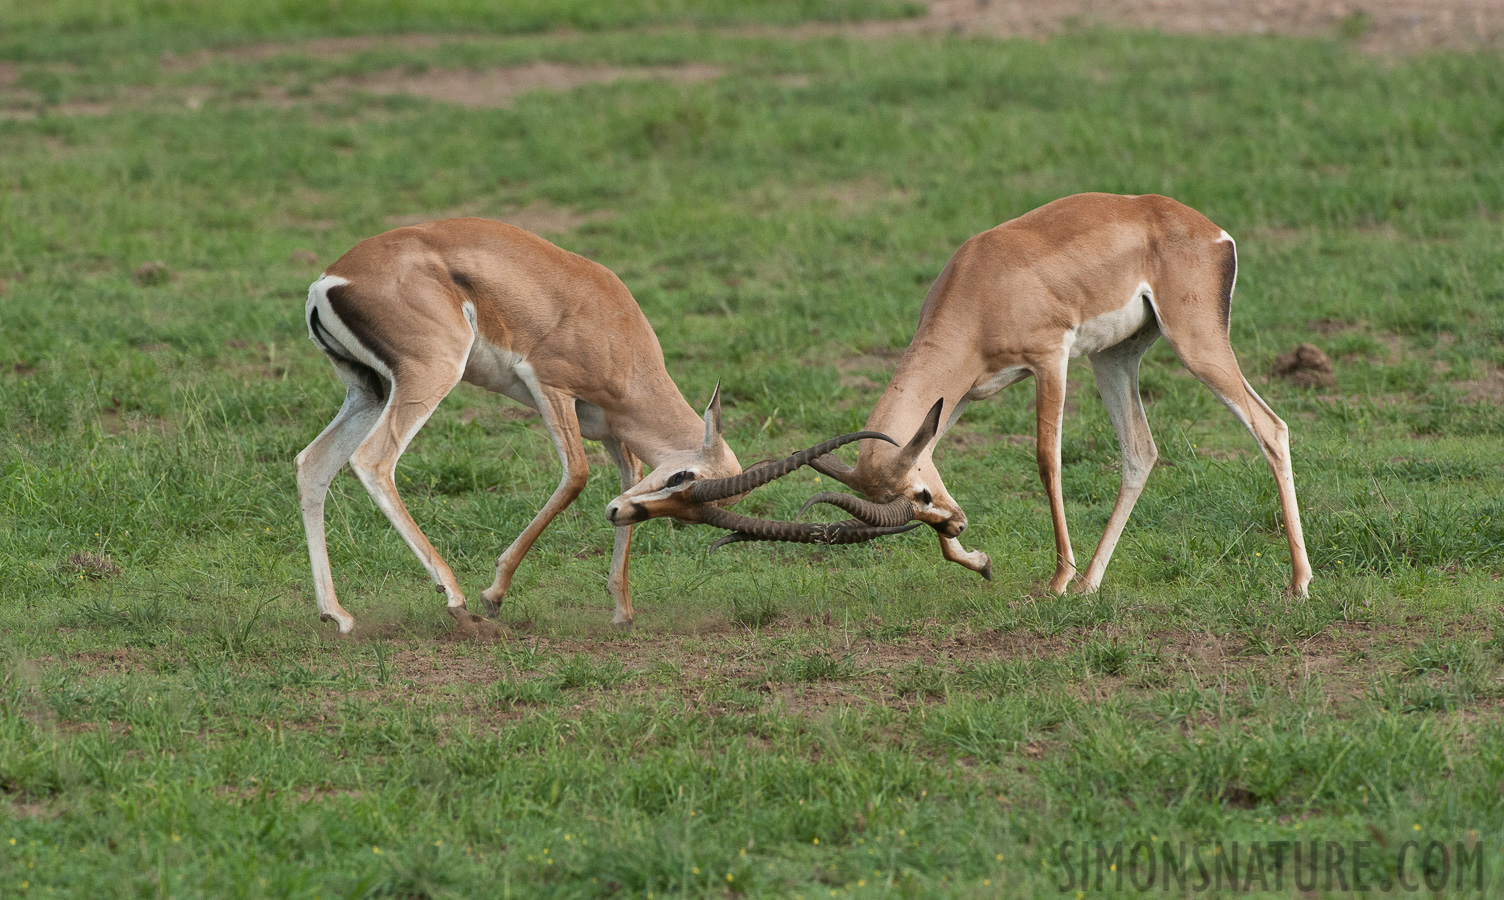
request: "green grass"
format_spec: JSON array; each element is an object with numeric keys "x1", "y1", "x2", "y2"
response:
[{"x1": 3, "y1": 5, "x2": 1504, "y2": 898}]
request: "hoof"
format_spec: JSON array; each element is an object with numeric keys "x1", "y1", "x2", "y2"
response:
[
  {"x1": 611, "y1": 617, "x2": 634, "y2": 633},
  {"x1": 319, "y1": 612, "x2": 355, "y2": 635},
  {"x1": 979, "y1": 561, "x2": 993, "y2": 582},
  {"x1": 445, "y1": 607, "x2": 502, "y2": 640}
]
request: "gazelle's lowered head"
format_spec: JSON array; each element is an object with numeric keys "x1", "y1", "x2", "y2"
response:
[
  {"x1": 607, "y1": 394, "x2": 919, "y2": 546},
  {"x1": 805, "y1": 399, "x2": 969, "y2": 537}
]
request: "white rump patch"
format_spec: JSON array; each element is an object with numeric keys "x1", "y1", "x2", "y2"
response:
[{"x1": 305, "y1": 274, "x2": 395, "y2": 380}]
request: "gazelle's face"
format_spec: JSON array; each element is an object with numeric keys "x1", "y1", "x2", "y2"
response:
[
  {"x1": 605, "y1": 388, "x2": 739, "y2": 527},
  {"x1": 857, "y1": 457, "x2": 968, "y2": 537},
  {"x1": 607, "y1": 444, "x2": 738, "y2": 526}
]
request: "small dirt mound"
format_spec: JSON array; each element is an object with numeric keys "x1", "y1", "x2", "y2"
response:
[
  {"x1": 66, "y1": 552, "x2": 122, "y2": 580},
  {"x1": 133, "y1": 261, "x2": 172, "y2": 286},
  {"x1": 1272, "y1": 343, "x2": 1335, "y2": 390}
]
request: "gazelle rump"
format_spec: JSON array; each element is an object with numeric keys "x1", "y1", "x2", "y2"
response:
[
  {"x1": 796, "y1": 193, "x2": 1312, "y2": 597},
  {"x1": 295, "y1": 218, "x2": 891, "y2": 634}
]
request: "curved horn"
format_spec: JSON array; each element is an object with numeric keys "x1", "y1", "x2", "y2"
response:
[
  {"x1": 701, "y1": 382, "x2": 722, "y2": 452},
  {"x1": 685, "y1": 431, "x2": 899, "y2": 503},
  {"x1": 796, "y1": 492, "x2": 914, "y2": 527},
  {"x1": 698, "y1": 505, "x2": 920, "y2": 550},
  {"x1": 891, "y1": 398, "x2": 945, "y2": 476},
  {"x1": 808, "y1": 452, "x2": 860, "y2": 488}
]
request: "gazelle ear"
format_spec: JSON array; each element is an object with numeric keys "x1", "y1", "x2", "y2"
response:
[
  {"x1": 701, "y1": 381, "x2": 723, "y2": 452},
  {"x1": 892, "y1": 398, "x2": 943, "y2": 475}
]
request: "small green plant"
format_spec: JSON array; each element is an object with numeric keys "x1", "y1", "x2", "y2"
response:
[
  {"x1": 774, "y1": 652, "x2": 855, "y2": 682},
  {"x1": 1081, "y1": 637, "x2": 1136, "y2": 677},
  {"x1": 555, "y1": 653, "x2": 632, "y2": 689},
  {"x1": 891, "y1": 660, "x2": 948, "y2": 699},
  {"x1": 730, "y1": 592, "x2": 780, "y2": 629}
]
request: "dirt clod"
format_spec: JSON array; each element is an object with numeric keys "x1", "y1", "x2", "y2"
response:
[
  {"x1": 1272, "y1": 342, "x2": 1336, "y2": 389},
  {"x1": 441, "y1": 609, "x2": 504, "y2": 642},
  {"x1": 133, "y1": 261, "x2": 172, "y2": 287},
  {"x1": 67, "y1": 552, "x2": 122, "y2": 580}
]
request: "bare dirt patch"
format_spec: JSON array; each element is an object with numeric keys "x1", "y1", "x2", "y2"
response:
[
  {"x1": 158, "y1": 35, "x2": 452, "y2": 72},
  {"x1": 384, "y1": 199, "x2": 614, "y2": 235},
  {"x1": 321, "y1": 61, "x2": 723, "y2": 110},
  {"x1": 1455, "y1": 366, "x2": 1504, "y2": 405},
  {"x1": 918, "y1": 0, "x2": 1503, "y2": 55}
]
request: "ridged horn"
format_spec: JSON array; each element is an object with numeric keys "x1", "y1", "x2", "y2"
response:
[
  {"x1": 698, "y1": 505, "x2": 920, "y2": 551},
  {"x1": 808, "y1": 452, "x2": 859, "y2": 487},
  {"x1": 796, "y1": 492, "x2": 915, "y2": 527},
  {"x1": 891, "y1": 398, "x2": 945, "y2": 476},
  {"x1": 685, "y1": 431, "x2": 899, "y2": 503}
]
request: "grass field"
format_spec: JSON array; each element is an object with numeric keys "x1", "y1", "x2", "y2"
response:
[{"x1": 3, "y1": 1, "x2": 1504, "y2": 896}]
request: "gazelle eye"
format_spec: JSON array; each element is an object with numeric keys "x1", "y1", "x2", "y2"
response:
[
  {"x1": 918, "y1": 489, "x2": 933, "y2": 506},
  {"x1": 666, "y1": 471, "x2": 692, "y2": 488}
]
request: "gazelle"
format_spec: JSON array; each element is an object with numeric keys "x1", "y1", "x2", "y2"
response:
[
  {"x1": 640, "y1": 193, "x2": 1314, "y2": 597},
  {"x1": 296, "y1": 218, "x2": 907, "y2": 634}
]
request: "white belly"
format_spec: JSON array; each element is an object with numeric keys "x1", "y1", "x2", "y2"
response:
[
  {"x1": 967, "y1": 364, "x2": 1030, "y2": 401},
  {"x1": 1069, "y1": 284, "x2": 1154, "y2": 358},
  {"x1": 463, "y1": 336, "x2": 537, "y2": 408}
]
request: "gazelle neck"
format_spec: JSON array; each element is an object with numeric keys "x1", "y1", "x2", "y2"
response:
[
  {"x1": 609, "y1": 378, "x2": 739, "y2": 472},
  {"x1": 856, "y1": 337, "x2": 981, "y2": 477}
]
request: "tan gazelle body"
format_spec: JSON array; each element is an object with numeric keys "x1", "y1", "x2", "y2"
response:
[{"x1": 296, "y1": 218, "x2": 899, "y2": 633}]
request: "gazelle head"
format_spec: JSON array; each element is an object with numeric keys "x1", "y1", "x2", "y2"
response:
[
  {"x1": 802, "y1": 399, "x2": 969, "y2": 538},
  {"x1": 605, "y1": 385, "x2": 740, "y2": 526},
  {"x1": 606, "y1": 388, "x2": 919, "y2": 545}
]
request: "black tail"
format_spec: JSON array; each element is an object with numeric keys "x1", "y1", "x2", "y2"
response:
[
  {"x1": 309, "y1": 307, "x2": 388, "y2": 402},
  {"x1": 1217, "y1": 237, "x2": 1237, "y2": 332}
]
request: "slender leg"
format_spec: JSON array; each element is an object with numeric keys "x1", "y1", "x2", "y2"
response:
[
  {"x1": 1075, "y1": 328, "x2": 1160, "y2": 593},
  {"x1": 294, "y1": 366, "x2": 385, "y2": 634},
  {"x1": 1034, "y1": 352, "x2": 1076, "y2": 594},
  {"x1": 348, "y1": 365, "x2": 469, "y2": 616},
  {"x1": 939, "y1": 534, "x2": 992, "y2": 580},
  {"x1": 480, "y1": 391, "x2": 590, "y2": 613},
  {"x1": 602, "y1": 436, "x2": 643, "y2": 628},
  {"x1": 1157, "y1": 331, "x2": 1313, "y2": 597}
]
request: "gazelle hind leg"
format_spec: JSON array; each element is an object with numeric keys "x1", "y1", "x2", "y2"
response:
[
  {"x1": 1033, "y1": 352, "x2": 1077, "y2": 594},
  {"x1": 295, "y1": 366, "x2": 385, "y2": 633},
  {"x1": 602, "y1": 437, "x2": 643, "y2": 628},
  {"x1": 1075, "y1": 327, "x2": 1160, "y2": 593},
  {"x1": 348, "y1": 365, "x2": 470, "y2": 616},
  {"x1": 480, "y1": 391, "x2": 590, "y2": 614},
  {"x1": 1155, "y1": 327, "x2": 1313, "y2": 597}
]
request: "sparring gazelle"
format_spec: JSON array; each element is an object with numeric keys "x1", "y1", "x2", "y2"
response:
[
  {"x1": 624, "y1": 193, "x2": 1313, "y2": 597},
  {"x1": 296, "y1": 218, "x2": 908, "y2": 634}
]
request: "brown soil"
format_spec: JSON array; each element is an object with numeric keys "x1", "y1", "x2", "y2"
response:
[
  {"x1": 319, "y1": 61, "x2": 723, "y2": 110},
  {"x1": 65, "y1": 552, "x2": 122, "y2": 580},
  {"x1": 1272, "y1": 342, "x2": 1337, "y2": 389},
  {"x1": 1456, "y1": 366, "x2": 1504, "y2": 405},
  {"x1": 157, "y1": 35, "x2": 453, "y2": 72},
  {"x1": 384, "y1": 199, "x2": 615, "y2": 235},
  {"x1": 790, "y1": 0, "x2": 1502, "y2": 54}
]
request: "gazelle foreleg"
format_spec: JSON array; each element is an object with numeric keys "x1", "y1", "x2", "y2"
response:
[
  {"x1": 348, "y1": 364, "x2": 469, "y2": 617},
  {"x1": 1075, "y1": 328, "x2": 1160, "y2": 593},
  {"x1": 295, "y1": 366, "x2": 386, "y2": 634},
  {"x1": 1034, "y1": 352, "x2": 1077, "y2": 594},
  {"x1": 480, "y1": 391, "x2": 590, "y2": 614},
  {"x1": 602, "y1": 436, "x2": 643, "y2": 628}
]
